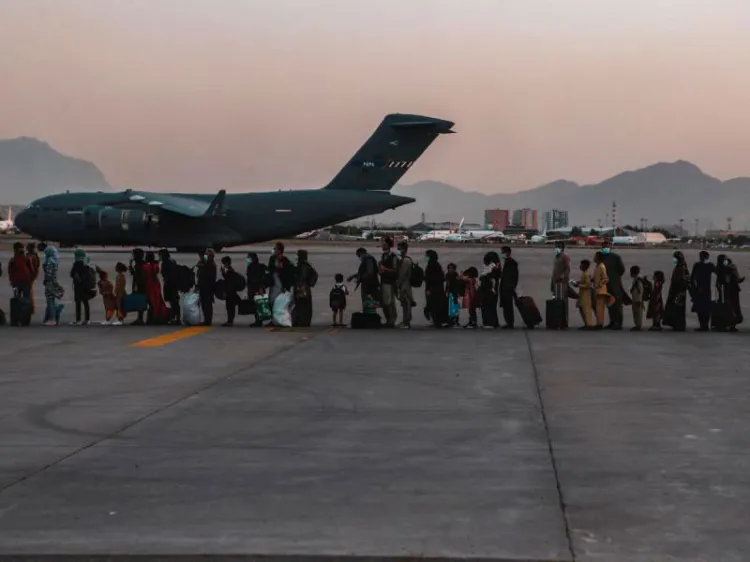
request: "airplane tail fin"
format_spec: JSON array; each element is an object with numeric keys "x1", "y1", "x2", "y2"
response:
[
  {"x1": 8, "y1": 207, "x2": 12, "y2": 222},
  {"x1": 323, "y1": 113, "x2": 454, "y2": 192}
]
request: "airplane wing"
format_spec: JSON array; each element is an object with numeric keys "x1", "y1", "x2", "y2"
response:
[{"x1": 125, "y1": 190, "x2": 226, "y2": 218}]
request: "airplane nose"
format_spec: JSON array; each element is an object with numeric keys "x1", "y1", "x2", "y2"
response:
[{"x1": 14, "y1": 209, "x2": 29, "y2": 232}]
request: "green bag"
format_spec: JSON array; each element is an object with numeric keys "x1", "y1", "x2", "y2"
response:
[{"x1": 254, "y1": 294, "x2": 271, "y2": 321}]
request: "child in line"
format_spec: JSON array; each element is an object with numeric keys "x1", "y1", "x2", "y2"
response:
[
  {"x1": 97, "y1": 268, "x2": 119, "y2": 325},
  {"x1": 629, "y1": 265, "x2": 645, "y2": 332},
  {"x1": 461, "y1": 266, "x2": 479, "y2": 329},
  {"x1": 114, "y1": 262, "x2": 128, "y2": 324},
  {"x1": 575, "y1": 259, "x2": 593, "y2": 329},
  {"x1": 329, "y1": 273, "x2": 349, "y2": 327},
  {"x1": 445, "y1": 263, "x2": 463, "y2": 327},
  {"x1": 647, "y1": 270, "x2": 665, "y2": 331}
]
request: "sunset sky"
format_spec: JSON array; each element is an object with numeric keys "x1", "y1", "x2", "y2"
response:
[{"x1": 2, "y1": 0, "x2": 749, "y2": 193}]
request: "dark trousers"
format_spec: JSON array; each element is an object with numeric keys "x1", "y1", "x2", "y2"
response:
[
  {"x1": 698, "y1": 311, "x2": 710, "y2": 330},
  {"x1": 500, "y1": 291, "x2": 515, "y2": 327},
  {"x1": 481, "y1": 293, "x2": 499, "y2": 327},
  {"x1": 226, "y1": 293, "x2": 239, "y2": 323},
  {"x1": 200, "y1": 292, "x2": 214, "y2": 325},
  {"x1": 75, "y1": 298, "x2": 90, "y2": 323},
  {"x1": 14, "y1": 282, "x2": 31, "y2": 300},
  {"x1": 166, "y1": 292, "x2": 180, "y2": 322},
  {"x1": 608, "y1": 298, "x2": 623, "y2": 327}
]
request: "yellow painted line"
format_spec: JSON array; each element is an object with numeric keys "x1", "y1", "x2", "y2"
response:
[{"x1": 130, "y1": 326, "x2": 213, "y2": 348}]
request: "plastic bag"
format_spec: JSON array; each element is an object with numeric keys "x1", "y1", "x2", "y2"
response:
[
  {"x1": 181, "y1": 292, "x2": 202, "y2": 326},
  {"x1": 448, "y1": 293, "x2": 461, "y2": 319},
  {"x1": 272, "y1": 291, "x2": 293, "y2": 327},
  {"x1": 253, "y1": 294, "x2": 271, "y2": 321}
]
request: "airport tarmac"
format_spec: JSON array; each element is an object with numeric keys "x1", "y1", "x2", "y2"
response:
[{"x1": 0, "y1": 244, "x2": 748, "y2": 561}]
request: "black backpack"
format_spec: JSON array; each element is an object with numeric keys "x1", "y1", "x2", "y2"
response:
[
  {"x1": 175, "y1": 264, "x2": 196, "y2": 293},
  {"x1": 227, "y1": 270, "x2": 246, "y2": 293},
  {"x1": 640, "y1": 276, "x2": 653, "y2": 302},
  {"x1": 329, "y1": 285, "x2": 346, "y2": 309},
  {"x1": 410, "y1": 262, "x2": 424, "y2": 288}
]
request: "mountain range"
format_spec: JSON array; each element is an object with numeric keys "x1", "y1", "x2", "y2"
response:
[{"x1": 0, "y1": 136, "x2": 748, "y2": 231}]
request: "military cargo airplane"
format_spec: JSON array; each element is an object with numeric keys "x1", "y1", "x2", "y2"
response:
[{"x1": 15, "y1": 113, "x2": 454, "y2": 252}]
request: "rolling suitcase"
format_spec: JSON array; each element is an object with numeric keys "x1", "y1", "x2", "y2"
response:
[
  {"x1": 351, "y1": 312, "x2": 382, "y2": 329},
  {"x1": 546, "y1": 284, "x2": 567, "y2": 330},
  {"x1": 10, "y1": 293, "x2": 32, "y2": 327},
  {"x1": 515, "y1": 295, "x2": 542, "y2": 329}
]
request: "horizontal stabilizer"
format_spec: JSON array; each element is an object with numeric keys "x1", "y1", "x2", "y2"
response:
[{"x1": 324, "y1": 113, "x2": 455, "y2": 192}]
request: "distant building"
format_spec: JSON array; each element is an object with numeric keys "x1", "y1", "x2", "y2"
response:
[
  {"x1": 512, "y1": 208, "x2": 538, "y2": 230},
  {"x1": 484, "y1": 209, "x2": 510, "y2": 231},
  {"x1": 542, "y1": 210, "x2": 569, "y2": 232}
]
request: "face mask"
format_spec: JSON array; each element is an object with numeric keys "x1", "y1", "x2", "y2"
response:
[
  {"x1": 425, "y1": 257, "x2": 431, "y2": 264},
  {"x1": 395, "y1": 249, "x2": 402, "y2": 258},
  {"x1": 501, "y1": 255, "x2": 507, "y2": 263},
  {"x1": 245, "y1": 258, "x2": 252, "y2": 265},
  {"x1": 702, "y1": 259, "x2": 709, "y2": 264},
  {"x1": 554, "y1": 248, "x2": 561, "y2": 256},
  {"x1": 724, "y1": 260, "x2": 730, "y2": 266},
  {"x1": 672, "y1": 257, "x2": 678, "y2": 266},
  {"x1": 203, "y1": 254, "x2": 208, "y2": 261},
  {"x1": 602, "y1": 248, "x2": 611, "y2": 255}
]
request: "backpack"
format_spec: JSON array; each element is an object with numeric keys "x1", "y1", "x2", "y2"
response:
[
  {"x1": 81, "y1": 266, "x2": 96, "y2": 290},
  {"x1": 175, "y1": 264, "x2": 196, "y2": 293},
  {"x1": 308, "y1": 267, "x2": 319, "y2": 288},
  {"x1": 227, "y1": 270, "x2": 246, "y2": 293},
  {"x1": 410, "y1": 262, "x2": 424, "y2": 288},
  {"x1": 329, "y1": 285, "x2": 346, "y2": 310},
  {"x1": 640, "y1": 276, "x2": 653, "y2": 302}
]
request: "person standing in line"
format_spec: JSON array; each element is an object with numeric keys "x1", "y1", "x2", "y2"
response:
[
  {"x1": 42, "y1": 246, "x2": 64, "y2": 326},
  {"x1": 267, "y1": 242, "x2": 296, "y2": 306},
  {"x1": 600, "y1": 240, "x2": 626, "y2": 330},
  {"x1": 292, "y1": 249, "x2": 318, "y2": 327},
  {"x1": 629, "y1": 265, "x2": 645, "y2": 332},
  {"x1": 220, "y1": 256, "x2": 242, "y2": 327},
  {"x1": 70, "y1": 248, "x2": 93, "y2": 325},
  {"x1": 396, "y1": 240, "x2": 414, "y2": 329},
  {"x1": 593, "y1": 251, "x2": 609, "y2": 329},
  {"x1": 498, "y1": 246, "x2": 518, "y2": 329},
  {"x1": 550, "y1": 242, "x2": 571, "y2": 328},
  {"x1": 690, "y1": 250, "x2": 715, "y2": 332},
  {"x1": 716, "y1": 254, "x2": 744, "y2": 332},
  {"x1": 8, "y1": 242, "x2": 32, "y2": 301},
  {"x1": 647, "y1": 270, "x2": 665, "y2": 331},
  {"x1": 196, "y1": 248, "x2": 217, "y2": 326},
  {"x1": 245, "y1": 252, "x2": 267, "y2": 327},
  {"x1": 348, "y1": 248, "x2": 380, "y2": 312},
  {"x1": 129, "y1": 248, "x2": 147, "y2": 325},
  {"x1": 479, "y1": 251, "x2": 500, "y2": 329},
  {"x1": 574, "y1": 259, "x2": 594, "y2": 329},
  {"x1": 664, "y1": 251, "x2": 690, "y2": 332},
  {"x1": 378, "y1": 237, "x2": 400, "y2": 328},
  {"x1": 26, "y1": 243, "x2": 41, "y2": 314},
  {"x1": 424, "y1": 249, "x2": 446, "y2": 328},
  {"x1": 159, "y1": 249, "x2": 181, "y2": 325}
]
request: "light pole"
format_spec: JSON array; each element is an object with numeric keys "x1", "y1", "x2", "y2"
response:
[
  {"x1": 679, "y1": 218, "x2": 684, "y2": 239},
  {"x1": 695, "y1": 218, "x2": 699, "y2": 238}
]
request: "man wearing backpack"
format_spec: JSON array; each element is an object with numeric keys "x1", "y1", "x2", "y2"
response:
[
  {"x1": 159, "y1": 249, "x2": 181, "y2": 325},
  {"x1": 378, "y1": 237, "x2": 400, "y2": 328},
  {"x1": 396, "y1": 240, "x2": 414, "y2": 329}
]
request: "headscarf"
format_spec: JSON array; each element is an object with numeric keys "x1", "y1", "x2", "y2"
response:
[
  {"x1": 205, "y1": 248, "x2": 215, "y2": 262},
  {"x1": 673, "y1": 251, "x2": 686, "y2": 266},
  {"x1": 43, "y1": 245, "x2": 59, "y2": 266},
  {"x1": 74, "y1": 248, "x2": 86, "y2": 263}
]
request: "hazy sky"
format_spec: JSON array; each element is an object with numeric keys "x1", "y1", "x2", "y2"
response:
[{"x1": 2, "y1": 0, "x2": 750, "y2": 193}]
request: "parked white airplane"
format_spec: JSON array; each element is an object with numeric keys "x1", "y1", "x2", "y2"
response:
[
  {"x1": 529, "y1": 229, "x2": 547, "y2": 244},
  {"x1": 612, "y1": 235, "x2": 637, "y2": 245},
  {"x1": 419, "y1": 218, "x2": 497, "y2": 242},
  {"x1": 0, "y1": 207, "x2": 15, "y2": 234}
]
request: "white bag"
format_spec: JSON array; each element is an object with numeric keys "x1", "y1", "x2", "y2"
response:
[
  {"x1": 181, "y1": 292, "x2": 202, "y2": 326},
  {"x1": 272, "y1": 291, "x2": 293, "y2": 327}
]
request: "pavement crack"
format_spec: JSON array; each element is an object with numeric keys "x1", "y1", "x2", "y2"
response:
[
  {"x1": 0, "y1": 332, "x2": 323, "y2": 498},
  {"x1": 524, "y1": 329, "x2": 577, "y2": 562}
]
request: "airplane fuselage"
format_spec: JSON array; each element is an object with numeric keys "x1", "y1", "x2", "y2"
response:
[{"x1": 17, "y1": 189, "x2": 414, "y2": 249}]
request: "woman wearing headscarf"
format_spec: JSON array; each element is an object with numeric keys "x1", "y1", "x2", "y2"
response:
[
  {"x1": 196, "y1": 248, "x2": 217, "y2": 325},
  {"x1": 479, "y1": 251, "x2": 501, "y2": 329},
  {"x1": 716, "y1": 254, "x2": 744, "y2": 332},
  {"x1": 144, "y1": 251, "x2": 169, "y2": 324},
  {"x1": 292, "y1": 249, "x2": 318, "y2": 327},
  {"x1": 424, "y1": 249, "x2": 446, "y2": 328},
  {"x1": 664, "y1": 251, "x2": 690, "y2": 332},
  {"x1": 42, "y1": 246, "x2": 64, "y2": 326},
  {"x1": 129, "y1": 248, "x2": 147, "y2": 325},
  {"x1": 70, "y1": 248, "x2": 93, "y2": 325}
]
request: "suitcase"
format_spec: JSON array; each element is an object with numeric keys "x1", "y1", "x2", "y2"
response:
[
  {"x1": 711, "y1": 300, "x2": 729, "y2": 331},
  {"x1": 515, "y1": 296, "x2": 542, "y2": 329},
  {"x1": 351, "y1": 312, "x2": 382, "y2": 329},
  {"x1": 237, "y1": 298, "x2": 255, "y2": 316},
  {"x1": 546, "y1": 284, "x2": 567, "y2": 330},
  {"x1": 10, "y1": 296, "x2": 32, "y2": 327},
  {"x1": 123, "y1": 293, "x2": 148, "y2": 313}
]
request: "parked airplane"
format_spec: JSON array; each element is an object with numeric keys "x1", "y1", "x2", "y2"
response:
[
  {"x1": 419, "y1": 218, "x2": 497, "y2": 242},
  {"x1": 0, "y1": 207, "x2": 15, "y2": 234},
  {"x1": 14, "y1": 113, "x2": 455, "y2": 251},
  {"x1": 529, "y1": 230, "x2": 547, "y2": 244}
]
